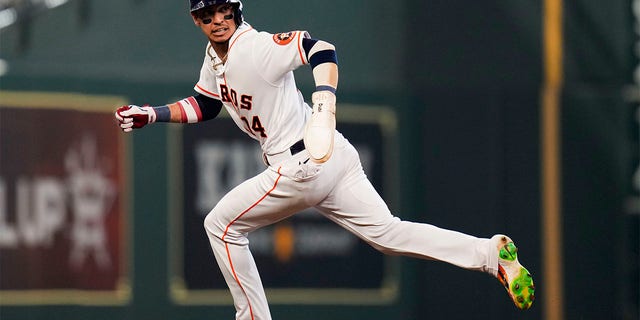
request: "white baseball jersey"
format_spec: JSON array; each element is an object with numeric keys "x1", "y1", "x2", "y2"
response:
[
  {"x1": 197, "y1": 22, "x2": 500, "y2": 320},
  {"x1": 194, "y1": 23, "x2": 311, "y2": 156}
]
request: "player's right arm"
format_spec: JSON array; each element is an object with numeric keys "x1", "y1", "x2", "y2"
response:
[{"x1": 114, "y1": 94, "x2": 222, "y2": 132}]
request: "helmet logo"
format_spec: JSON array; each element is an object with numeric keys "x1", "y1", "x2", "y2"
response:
[
  {"x1": 273, "y1": 32, "x2": 295, "y2": 46},
  {"x1": 193, "y1": 1, "x2": 205, "y2": 10}
]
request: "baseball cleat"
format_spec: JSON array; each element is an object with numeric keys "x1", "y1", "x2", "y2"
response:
[{"x1": 493, "y1": 234, "x2": 535, "y2": 310}]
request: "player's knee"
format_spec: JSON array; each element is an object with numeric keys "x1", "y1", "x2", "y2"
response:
[
  {"x1": 203, "y1": 210, "x2": 225, "y2": 238},
  {"x1": 362, "y1": 220, "x2": 404, "y2": 255},
  {"x1": 203, "y1": 211, "x2": 250, "y2": 246}
]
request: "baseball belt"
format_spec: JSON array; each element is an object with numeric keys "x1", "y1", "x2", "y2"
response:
[{"x1": 264, "y1": 139, "x2": 305, "y2": 166}]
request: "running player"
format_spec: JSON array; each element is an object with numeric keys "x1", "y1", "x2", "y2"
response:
[{"x1": 114, "y1": 1, "x2": 535, "y2": 319}]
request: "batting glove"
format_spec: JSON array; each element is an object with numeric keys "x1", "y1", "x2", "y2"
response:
[
  {"x1": 114, "y1": 105, "x2": 157, "y2": 132},
  {"x1": 303, "y1": 90, "x2": 336, "y2": 163}
]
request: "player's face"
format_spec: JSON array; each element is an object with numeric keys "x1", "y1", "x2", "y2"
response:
[{"x1": 192, "y1": 4, "x2": 237, "y2": 44}]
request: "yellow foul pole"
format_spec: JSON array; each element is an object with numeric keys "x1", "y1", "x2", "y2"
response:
[{"x1": 541, "y1": 0, "x2": 564, "y2": 319}]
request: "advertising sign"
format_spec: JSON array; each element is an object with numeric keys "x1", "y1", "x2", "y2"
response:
[{"x1": 0, "y1": 92, "x2": 130, "y2": 305}]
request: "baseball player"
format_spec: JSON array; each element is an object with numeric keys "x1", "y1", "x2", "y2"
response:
[{"x1": 114, "y1": 1, "x2": 535, "y2": 319}]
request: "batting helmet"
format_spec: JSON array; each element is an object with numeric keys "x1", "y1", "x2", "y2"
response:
[{"x1": 189, "y1": 0, "x2": 244, "y2": 25}]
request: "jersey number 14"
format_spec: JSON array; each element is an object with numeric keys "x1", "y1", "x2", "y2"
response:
[{"x1": 241, "y1": 116, "x2": 267, "y2": 138}]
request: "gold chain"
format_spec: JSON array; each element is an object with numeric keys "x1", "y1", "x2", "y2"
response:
[{"x1": 207, "y1": 44, "x2": 228, "y2": 71}]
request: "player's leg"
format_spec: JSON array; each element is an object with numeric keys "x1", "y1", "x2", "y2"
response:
[
  {"x1": 316, "y1": 174, "x2": 499, "y2": 273},
  {"x1": 312, "y1": 138, "x2": 496, "y2": 272},
  {"x1": 314, "y1": 140, "x2": 534, "y2": 309},
  {"x1": 203, "y1": 163, "x2": 315, "y2": 320}
]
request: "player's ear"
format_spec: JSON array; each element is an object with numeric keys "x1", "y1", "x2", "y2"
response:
[{"x1": 191, "y1": 13, "x2": 199, "y2": 25}]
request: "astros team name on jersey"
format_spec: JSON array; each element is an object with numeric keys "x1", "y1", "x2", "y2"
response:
[
  {"x1": 220, "y1": 84, "x2": 252, "y2": 110},
  {"x1": 220, "y1": 83, "x2": 267, "y2": 138}
]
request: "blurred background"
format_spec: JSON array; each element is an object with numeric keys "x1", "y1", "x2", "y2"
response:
[{"x1": 0, "y1": 0, "x2": 638, "y2": 319}]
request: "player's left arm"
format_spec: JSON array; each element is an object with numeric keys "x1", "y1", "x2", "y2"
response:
[
  {"x1": 302, "y1": 37, "x2": 339, "y2": 163},
  {"x1": 115, "y1": 94, "x2": 222, "y2": 132},
  {"x1": 303, "y1": 38, "x2": 339, "y2": 93}
]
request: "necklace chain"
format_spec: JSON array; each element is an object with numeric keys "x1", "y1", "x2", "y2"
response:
[{"x1": 207, "y1": 45, "x2": 228, "y2": 71}]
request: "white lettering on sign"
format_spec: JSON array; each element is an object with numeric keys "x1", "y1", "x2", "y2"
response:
[
  {"x1": 0, "y1": 136, "x2": 116, "y2": 269},
  {"x1": 0, "y1": 177, "x2": 66, "y2": 248},
  {"x1": 194, "y1": 141, "x2": 263, "y2": 214}
]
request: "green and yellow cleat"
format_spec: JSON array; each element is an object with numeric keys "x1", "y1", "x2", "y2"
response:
[{"x1": 493, "y1": 235, "x2": 535, "y2": 310}]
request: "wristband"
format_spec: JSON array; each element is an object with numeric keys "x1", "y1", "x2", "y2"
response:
[
  {"x1": 315, "y1": 85, "x2": 336, "y2": 94},
  {"x1": 153, "y1": 105, "x2": 171, "y2": 122}
]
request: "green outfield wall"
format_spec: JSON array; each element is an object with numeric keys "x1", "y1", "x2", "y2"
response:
[{"x1": 0, "y1": 1, "x2": 637, "y2": 319}]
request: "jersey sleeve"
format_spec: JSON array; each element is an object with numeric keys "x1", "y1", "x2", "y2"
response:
[
  {"x1": 252, "y1": 30, "x2": 310, "y2": 85},
  {"x1": 194, "y1": 45, "x2": 221, "y2": 99}
]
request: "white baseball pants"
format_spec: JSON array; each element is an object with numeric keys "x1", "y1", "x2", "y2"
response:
[{"x1": 203, "y1": 132, "x2": 498, "y2": 320}]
